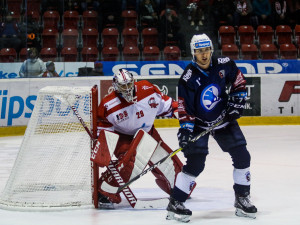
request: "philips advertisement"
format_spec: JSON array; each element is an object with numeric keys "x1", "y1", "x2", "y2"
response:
[{"x1": 0, "y1": 77, "x2": 103, "y2": 126}]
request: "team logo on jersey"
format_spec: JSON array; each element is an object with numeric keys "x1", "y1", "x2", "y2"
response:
[
  {"x1": 115, "y1": 110, "x2": 129, "y2": 123},
  {"x1": 201, "y1": 84, "x2": 221, "y2": 111},
  {"x1": 219, "y1": 70, "x2": 225, "y2": 78},
  {"x1": 148, "y1": 97, "x2": 158, "y2": 108}
]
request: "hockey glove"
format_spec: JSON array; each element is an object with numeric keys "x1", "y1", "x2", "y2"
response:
[
  {"x1": 177, "y1": 128, "x2": 193, "y2": 150},
  {"x1": 226, "y1": 95, "x2": 246, "y2": 122},
  {"x1": 171, "y1": 101, "x2": 179, "y2": 119}
]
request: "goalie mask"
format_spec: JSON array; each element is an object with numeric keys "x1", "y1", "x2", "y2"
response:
[
  {"x1": 113, "y1": 69, "x2": 135, "y2": 103},
  {"x1": 190, "y1": 34, "x2": 213, "y2": 61}
]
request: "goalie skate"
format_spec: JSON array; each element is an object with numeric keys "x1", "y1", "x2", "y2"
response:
[
  {"x1": 166, "y1": 197, "x2": 192, "y2": 223},
  {"x1": 234, "y1": 194, "x2": 257, "y2": 219},
  {"x1": 98, "y1": 193, "x2": 114, "y2": 209}
]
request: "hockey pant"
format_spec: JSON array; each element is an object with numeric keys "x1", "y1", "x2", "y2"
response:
[{"x1": 98, "y1": 128, "x2": 183, "y2": 203}]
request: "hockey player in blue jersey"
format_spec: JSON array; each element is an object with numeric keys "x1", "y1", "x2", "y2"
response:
[{"x1": 166, "y1": 34, "x2": 257, "y2": 222}]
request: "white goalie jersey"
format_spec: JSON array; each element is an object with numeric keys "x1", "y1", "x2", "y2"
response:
[{"x1": 97, "y1": 80, "x2": 174, "y2": 135}]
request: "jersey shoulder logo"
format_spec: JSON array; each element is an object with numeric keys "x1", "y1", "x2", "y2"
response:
[
  {"x1": 219, "y1": 70, "x2": 225, "y2": 78},
  {"x1": 141, "y1": 85, "x2": 153, "y2": 90},
  {"x1": 218, "y1": 57, "x2": 230, "y2": 64},
  {"x1": 148, "y1": 97, "x2": 159, "y2": 108},
  {"x1": 182, "y1": 69, "x2": 192, "y2": 82},
  {"x1": 201, "y1": 84, "x2": 221, "y2": 111}
]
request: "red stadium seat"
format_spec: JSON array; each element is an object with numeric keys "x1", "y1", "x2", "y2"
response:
[
  {"x1": 218, "y1": 25, "x2": 236, "y2": 46},
  {"x1": 294, "y1": 24, "x2": 300, "y2": 45},
  {"x1": 279, "y1": 43, "x2": 297, "y2": 59},
  {"x1": 260, "y1": 44, "x2": 278, "y2": 59},
  {"x1": 27, "y1": 10, "x2": 40, "y2": 22},
  {"x1": 27, "y1": 0, "x2": 41, "y2": 12},
  {"x1": 240, "y1": 44, "x2": 258, "y2": 60},
  {"x1": 276, "y1": 25, "x2": 292, "y2": 45},
  {"x1": 41, "y1": 28, "x2": 59, "y2": 48},
  {"x1": 238, "y1": 25, "x2": 255, "y2": 45},
  {"x1": 101, "y1": 46, "x2": 120, "y2": 61},
  {"x1": 295, "y1": 25, "x2": 300, "y2": 55},
  {"x1": 82, "y1": 28, "x2": 99, "y2": 48},
  {"x1": 7, "y1": 0, "x2": 22, "y2": 17},
  {"x1": 81, "y1": 47, "x2": 99, "y2": 62},
  {"x1": 142, "y1": 27, "x2": 158, "y2": 47},
  {"x1": 61, "y1": 28, "x2": 79, "y2": 48},
  {"x1": 163, "y1": 46, "x2": 181, "y2": 60},
  {"x1": 143, "y1": 46, "x2": 160, "y2": 61},
  {"x1": 121, "y1": 10, "x2": 137, "y2": 28},
  {"x1": 101, "y1": 28, "x2": 119, "y2": 48},
  {"x1": 19, "y1": 48, "x2": 28, "y2": 61},
  {"x1": 63, "y1": 10, "x2": 80, "y2": 29},
  {"x1": 43, "y1": 10, "x2": 60, "y2": 30},
  {"x1": 257, "y1": 25, "x2": 274, "y2": 45},
  {"x1": 40, "y1": 47, "x2": 57, "y2": 61},
  {"x1": 221, "y1": 44, "x2": 239, "y2": 60},
  {"x1": 8, "y1": 10, "x2": 22, "y2": 22},
  {"x1": 122, "y1": 27, "x2": 139, "y2": 47},
  {"x1": 61, "y1": 47, "x2": 78, "y2": 62},
  {"x1": 82, "y1": 10, "x2": 98, "y2": 29},
  {"x1": 0, "y1": 48, "x2": 17, "y2": 62},
  {"x1": 123, "y1": 46, "x2": 140, "y2": 61}
]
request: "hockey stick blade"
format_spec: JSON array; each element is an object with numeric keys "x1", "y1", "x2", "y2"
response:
[{"x1": 116, "y1": 120, "x2": 223, "y2": 193}]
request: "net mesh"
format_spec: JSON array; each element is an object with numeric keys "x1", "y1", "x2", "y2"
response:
[{"x1": 0, "y1": 86, "x2": 93, "y2": 210}]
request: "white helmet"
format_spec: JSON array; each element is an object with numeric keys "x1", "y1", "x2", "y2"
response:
[
  {"x1": 190, "y1": 34, "x2": 213, "y2": 59},
  {"x1": 113, "y1": 69, "x2": 135, "y2": 103}
]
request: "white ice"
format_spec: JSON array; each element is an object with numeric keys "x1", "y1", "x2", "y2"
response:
[{"x1": 0, "y1": 125, "x2": 300, "y2": 225}]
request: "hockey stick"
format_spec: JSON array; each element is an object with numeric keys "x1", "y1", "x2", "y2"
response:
[
  {"x1": 66, "y1": 96, "x2": 168, "y2": 209},
  {"x1": 109, "y1": 120, "x2": 224, "y2": 194}
]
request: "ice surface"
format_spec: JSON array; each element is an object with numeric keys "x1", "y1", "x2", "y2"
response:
[{"x1": 0, "y1": 125, "x2": 300, "y2": 225}]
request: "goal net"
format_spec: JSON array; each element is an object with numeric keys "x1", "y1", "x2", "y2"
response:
[{"x1": 0, "y1": 86, "x2": 99, "y2": 210}]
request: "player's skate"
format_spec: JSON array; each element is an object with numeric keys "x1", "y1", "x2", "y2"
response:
[
  {"x1": 166, "y1": 197, "x2": 192, "y2": 223},
  {"x1": 234, "y1": 193, "x2": 257, "y2": 219},
  {"x1": 98, "y1": 193, "x2": 114, "y2": 209}
]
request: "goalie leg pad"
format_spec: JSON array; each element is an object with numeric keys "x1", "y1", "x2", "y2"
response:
[
  {"x1": 91, "y1": 130, "x2": 119, "y2": 167},
  {"x1": 125, "y1": 129, "x2": 158, "y2": 181},
  {"x1": 98, "y1": 129, "x2": 158, "y2": 201},
  {"x1": 98, "y1": 164, "x2": 122, "y2": 204},
  {"x1": 150, "y1": 141, "x2": 183, "y2": 194}
]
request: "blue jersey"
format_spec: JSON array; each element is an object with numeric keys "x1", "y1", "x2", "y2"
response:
[{"x1": 178, "y1": 56, "x2": 246, "y2": 129}]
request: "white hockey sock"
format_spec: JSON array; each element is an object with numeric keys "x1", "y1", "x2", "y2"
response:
[
  {"x1": 233, "y1": 167, "x2": 251, "y2": 185},
  {"x1": 174, "y1": 172, "x2": 196, "y2": 194}
]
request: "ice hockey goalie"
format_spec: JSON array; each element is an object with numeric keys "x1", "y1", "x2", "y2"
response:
[{"x1": 92, "y1": 69, "x2": 195, "y2": 208}]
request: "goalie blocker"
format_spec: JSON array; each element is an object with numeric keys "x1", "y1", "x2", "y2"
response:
[{"x1": 91, "y1": 128, "x2": 196, "y2": 204}]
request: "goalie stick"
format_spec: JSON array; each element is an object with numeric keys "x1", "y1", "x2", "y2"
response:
[
  {"x1": 66, "y1": 96, "x2": 168, "y2": 209},
  {"x1": 106, "y1": 120, "x2": 224, "y2": 194}
]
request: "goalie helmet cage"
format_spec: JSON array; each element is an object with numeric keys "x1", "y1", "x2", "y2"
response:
[{"x1": 0, "y1": 85, "x2": 99, "y2": 211}]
